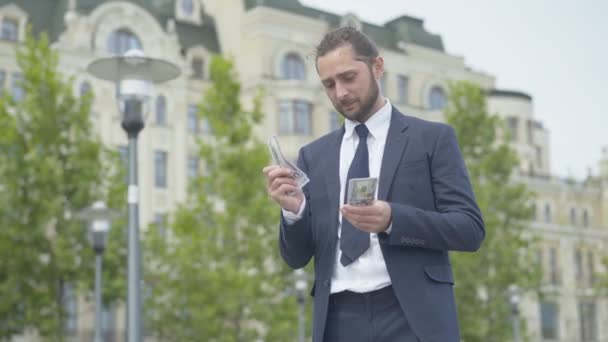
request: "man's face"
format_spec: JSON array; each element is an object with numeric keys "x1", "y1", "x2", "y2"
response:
[{"x1": 317, "y1": 44, "x2": 383, "y2": 123}]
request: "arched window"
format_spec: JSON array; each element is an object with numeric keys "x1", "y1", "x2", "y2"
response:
[
  {"x1": 429, "y1": 86, "x2": 447, "y2": 110},
  {"x1": 192, "y1": 57, "x2": 204, "y2": 79},
  {"x1": 155, "y1": 95, "x2": 167, "y2": 125},
  {"x1": 582, "y1": 209, "x2": 589, "y2": 227},
  {"x1": 107, "y1": 29, "x2": 142, "y2": 55},
  {"x1": 281, "y1": 53, "x2": 306, "y2": 80},
  {"x1": 1, "y1": 18, "x2": 19, "y2": 41},
  {"x1": 570, "y1": 207, "x2": 577, "y2": 226},
  {"x1": 544, "y1": 203, "x2": 552, "y2": 223}
]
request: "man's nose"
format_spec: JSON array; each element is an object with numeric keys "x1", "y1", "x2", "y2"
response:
[{"x1": 335, "y1": 82, "x2": 348, "y2": 99}]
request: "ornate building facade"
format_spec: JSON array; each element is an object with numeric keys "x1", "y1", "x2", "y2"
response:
[{"x1": 1, "y1": 0, "x2": 606, "y2": 340}]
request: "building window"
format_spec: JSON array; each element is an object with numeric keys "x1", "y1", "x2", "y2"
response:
[
  {"x1": 107, "y1": 29, "x2": 142, "y2": 55},
  {"x1": 428, "y1": 86, "x2": 446, "y2": 110},
  {"x1": 535, "y1": 146, "x2": 543, "y2": 168},
  {"x1": 154, "y1": 213, "x2": 167, "y2": 240},
  {"x1": 397, "y1": 75, "x2": 408, "y2": 104},
  {"x1": 543, "y1": 203, "x2": 551, "y2": 223},
  {"x1": 549, "y1": 247, "x2": 560, "y2": 285},
  {"x1": 0, "y1": 69, "x2": 6, "y2": 94},
  {"x1": 200, "y1": 118, "x2": 212, "y2": 134},
  {"x1": 279, "y1": 100, "x2": 312, "y2": 135},
  {"x1": 587, "y1": 251, "x2": 595, "y2": 286},
  {"x1": 181, "y1": 0, "x2": 194, "y2": 15},
  {"x1": 11, "y1": 72, "x2": 24, "y2": 101},
  {"x1": 281, "y1": 53, "x2": 306, "y2": 80},
  {"x1": 192, "y1": 57, "x2": 204, "y2": 79},
  {"x1": 79, "y1": 81, "x2": 91, "y2": 97},
  {"x1": 1, "y1": 18, "x2": 18, "y2": 41},
  {"x1": 380, "y1": 72, "x2": 388, "y2": 95},
  {"x1": 582, "y1": 209, "x2": 589, "y2": 227},
  {"x1": 570, "y1": 207, "x2": 577, "y2": 226},
  {"x1": 526, "y1": 119, "x2": 534, "y2": 144},
  {"x1": 80, "y1": 82, "x2": 92, "y2": 116},
  {"x1": 329, "y1": 111, "x2": 341, "y2": 131},
  {"x1": 187, "y1": 104, "x2": 198, "y2": 133},
  {"x1": 575, "y1": 249, "x2": 583, "y2": 284},
  {"x1": 155, "y1": 95, "x2": 167, "y2": 125},
  {"x1": 154, "y1": 150, "x2": 168, "y2": 188},
  {"x1": 506, "y1": 117, "x2": 518, "y2": 141},
  {"x1": 187, "y1": 156, "x2": 199, "y2": 179},
  {"x1": 540, "y1": 301, "x2": 559, "y2": 340},
  {"x1": 62, "y1": 282, "x2": 78, "y2": 335},
  {"x1": 530, "y1": 202, "x2": 537, "y2": 221},
  {"x1": 578, "y1": 301, "x2": 597, "y2": 341}
]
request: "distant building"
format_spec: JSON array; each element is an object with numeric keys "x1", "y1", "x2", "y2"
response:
[{"x1": 1, "y1": 0, "x2": 606, "y2": 341}]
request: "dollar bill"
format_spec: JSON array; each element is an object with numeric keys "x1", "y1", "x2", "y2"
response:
[
  {"x1": 347, "y1": 177, "x2": 378, "y2": 206},
  {"x1": 268, "y1": 135, "x2": 310, "y2": 189}
]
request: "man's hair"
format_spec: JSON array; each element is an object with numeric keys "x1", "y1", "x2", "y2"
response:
[{"x1": 315, "y1": 26, "x2": 379, "y2": 65}]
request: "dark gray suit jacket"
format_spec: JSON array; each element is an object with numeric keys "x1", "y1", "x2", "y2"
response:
[{"x1": 279, "y1": 107, "x2": 485, "y2": 342}]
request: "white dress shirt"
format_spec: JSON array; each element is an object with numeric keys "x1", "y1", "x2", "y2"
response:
[{"x1": 284, "y1": 99, "x2": 393, "y2": 294}]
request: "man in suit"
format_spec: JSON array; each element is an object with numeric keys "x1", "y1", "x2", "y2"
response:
[{"x1": 263, "y1": 27, "x2": 485, "y2": 342}]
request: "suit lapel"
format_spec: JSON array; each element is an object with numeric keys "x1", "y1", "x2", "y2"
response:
[
  {"x1": 323, "y1": 128, "x2": 343, "y2": 233},
  {"x1": 378, "y1": 108, "x2": 410, "y2": 201}
]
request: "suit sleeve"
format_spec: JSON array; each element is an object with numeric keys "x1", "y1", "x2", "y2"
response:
[
  {"x1": 278, "y1": 148, "x2": 315, "y2": 269},
  {"x1": 382, "y1": 125, "x2": 485, "y2": 252}
]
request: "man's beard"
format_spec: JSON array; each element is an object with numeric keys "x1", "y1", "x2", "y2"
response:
[{"x1": 337, "y1": 77, "x2": 380, "y2": 123}]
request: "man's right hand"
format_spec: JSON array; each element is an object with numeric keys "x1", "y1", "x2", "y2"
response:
[{"x1": 263, "y1": 165, "x2": 304, "y2": 214}]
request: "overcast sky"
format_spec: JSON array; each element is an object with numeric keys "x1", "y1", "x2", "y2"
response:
[{"x1": 301, "y1": 0, "x2": 608, "y2": 180}]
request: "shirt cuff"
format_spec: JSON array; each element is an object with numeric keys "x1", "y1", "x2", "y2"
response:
[
  {"x1": 384, "y1": 223, "x2": 393, "y2": 234},
  {"x1": 282, "y1": 197, "x2": 307, "y2": 225}
]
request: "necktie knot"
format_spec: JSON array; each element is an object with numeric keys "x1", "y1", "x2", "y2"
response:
[{"x1": 355, "y1": 124, "x2": 369, "y2": 140}]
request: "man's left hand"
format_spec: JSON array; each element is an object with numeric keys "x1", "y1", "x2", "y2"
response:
[{"x1": 341, "y1": 200, "x2": 392, "y2": 233}]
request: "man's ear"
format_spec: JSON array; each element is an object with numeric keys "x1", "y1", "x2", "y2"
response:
[{"x1": 373, "y1": 56, "x2": 384, "y2": 81}]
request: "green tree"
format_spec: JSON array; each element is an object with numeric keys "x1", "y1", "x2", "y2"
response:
[
  {"x1": 446, "y1": 81, "x2": 541, "y2": 341},
  {"x1": 0, "y1": 31, "x2": 126, "y2": 341},
  {"x1": 144, "y1": 56, "x2": 300, "y2": 341}
]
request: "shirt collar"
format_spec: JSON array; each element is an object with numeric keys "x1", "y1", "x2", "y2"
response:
[{"x1": 344, "y1": 99, "x2": 392, "y2": 140}]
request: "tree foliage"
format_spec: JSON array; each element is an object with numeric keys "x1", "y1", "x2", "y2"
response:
[
  {"x1": 0, "y1": 31, "x2": 126, "y2": 341},
  {"x1": 446, "y1": 81, "x2": 541, "y2": 341},
  {"x1": 144, "y1": 56, "x2": 300, "y2": 341}
]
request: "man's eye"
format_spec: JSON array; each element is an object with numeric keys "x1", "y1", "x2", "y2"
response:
[{"x1": 324, "y1": 82, "x2": 335, "y2": 89}]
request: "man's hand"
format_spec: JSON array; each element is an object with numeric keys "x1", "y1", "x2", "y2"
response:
[
  {"x1": 263, "y1": 165, "x2": 304, "y2": 214},
  {"x1": 341, "y1": 200, "x2": 392, "y2": 233}
]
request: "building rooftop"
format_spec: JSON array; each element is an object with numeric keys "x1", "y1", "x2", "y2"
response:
[
  {"x1": 243, "y1": 0, "x2": 445, "y2": 52},
  {"x1": 489, "y1": 89, "x2": 533, "y2": 101},
  {"x1": 0, "y1": 0, "x2": 220, "y2": 53}
]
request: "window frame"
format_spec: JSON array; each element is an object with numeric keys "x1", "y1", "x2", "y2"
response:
[
  {"x1": 280, "y1": 53, "x2": 306, "y2": 81},
  {"x1": 278, "y1": 99, "x2": 312, "y2": 135}
]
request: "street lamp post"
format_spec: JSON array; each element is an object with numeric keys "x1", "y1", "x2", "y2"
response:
[
  {"x1": 87, "y1": 50, "x2": 180, "y2": 342},
  {"x1": 508, "y1": 284, "x2": 522, "y2": 342},
  {"x1": 294, "y1": 269, "x2": 307, "y2": 342},
  {"x1": 79, "y1": 201, "x2": 115, "y2": 342}
]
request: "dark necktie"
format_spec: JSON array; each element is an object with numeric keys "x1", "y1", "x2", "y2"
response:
[{"x1": 340, "y1": 124, "x2": 370, "y2": 266}]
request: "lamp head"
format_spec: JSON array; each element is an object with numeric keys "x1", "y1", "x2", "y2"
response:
[
  {"x1": 86, "y1": 49, "x2": 181, "y2": 136},
  {"x1": 78, "y1": 201, "x2": 116, "y2": 253}
]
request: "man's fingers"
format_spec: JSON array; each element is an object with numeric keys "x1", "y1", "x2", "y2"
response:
[
  {"x1": 262, "y1": 165, "x2": 278, "y2": 175},
  {"x1": 269, "y1": 176, "x2": 297, "y2": 193},
  {"x1": 272, "y1": 183, "x2": 298, "y2": 197}
]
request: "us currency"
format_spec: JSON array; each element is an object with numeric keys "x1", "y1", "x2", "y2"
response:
[
  {"x1": 347, "y1": 177, "x2": 378, "y2": 206},
  {"x1": 268, "y1": 135, "x2": 310, "y2": 189}
]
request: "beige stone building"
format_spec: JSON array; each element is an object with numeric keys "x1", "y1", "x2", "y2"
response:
[{"x1": 1, "y1": 0, "x2": 606, "y2": 341}]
